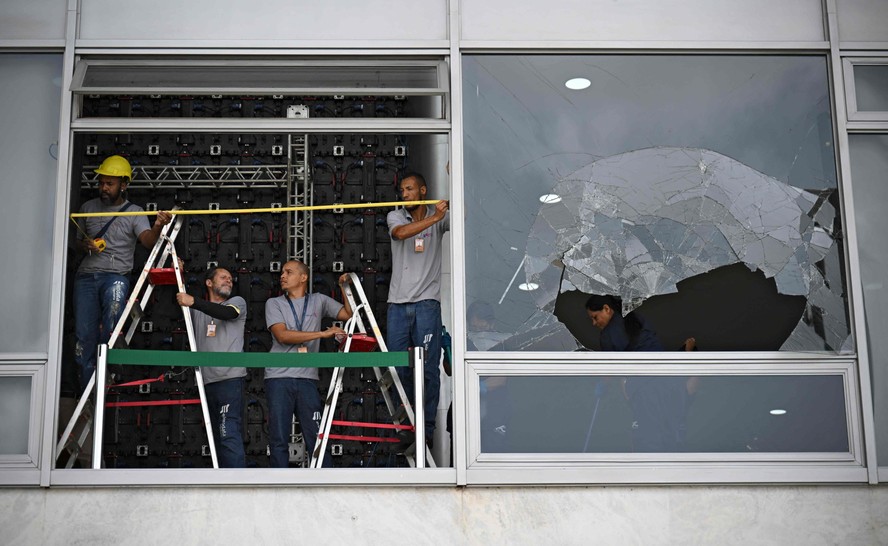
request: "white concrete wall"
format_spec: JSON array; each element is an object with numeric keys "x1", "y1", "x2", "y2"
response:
[{"x1": 3, "y1": 485, "x2": 888, "y2": 544}]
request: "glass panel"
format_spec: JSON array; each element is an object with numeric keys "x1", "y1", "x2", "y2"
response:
[
  {"x1": 463, "y1": 55, "x2": 847, "y2": 352},
  {"x1": 0, "y1": 54, "x2": 63, "y2": 352},
  {"x1": 0, "y1": 376, "x2": 32, "y2": 455},
  {"x1": 479, "y1": 374, "x2": 849, "y2": 454},
  {"x1": 79, "y1": 62, "x2": 443, "y2": 92},
  {"x1": 848, "y1": 134, "x2": 888, "y2": 467},
  {"x1": 854, "y1": 65, "x2": 888, "y2": 112}
]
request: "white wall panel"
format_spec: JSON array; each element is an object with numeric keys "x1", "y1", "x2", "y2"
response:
[
  {"x1": 0, "y1": 0, "x2": 66, "y2": 42},
  {"x1": 461, "y1": 0, "x2": 824, "y2": 44},
  {"x1": 78, "y1": 0, "x2": 448, "y2": 45},
  {"x1": 2, "y1": 486, "x2": 888, "y2": 544},
  {"x1": 837, "y1": 0, "x2": 888, "y2": 43}
]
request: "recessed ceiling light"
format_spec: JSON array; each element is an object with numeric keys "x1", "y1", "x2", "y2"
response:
[
  {"x1": 565, "y1": 77, "x2": 591, "y2": 90},
  {"x1": 518, "y1": 282, "x2": 539, "y2": 291},
  {"x1": 539, "y1": 194, "x2": 562, "y2": 204},
  {"x1": 770, "y1": 409, "x2": 787, "y2": 416}
]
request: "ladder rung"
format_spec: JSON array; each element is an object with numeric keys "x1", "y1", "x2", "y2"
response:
[
  {"x1": 391, "y1": 404, "x2": 408, "y2": 424},
  {"x1": 378, "y1": 368, "x2": 396, "y2": 390},
  {"x1": 128, "y1": 303, "x2": 144, "y2": 321}
]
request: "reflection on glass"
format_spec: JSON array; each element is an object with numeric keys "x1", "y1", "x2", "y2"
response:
[
  {"x1": 848, "y1": 134, "x2": 888, "y2": 466},
  {"x1": 0, "y1": 376, "x2": 32, "y2": 455},
  {"x1": 479, "y1": 375, "x2": 848, "y2": 454},
  {"x1": 0, "y1": 54, "x2": 62, "y2": 353},
  {"x1": 854, "y1": 65, "x2": 888, "y2": 112},
  {"x1": 463, "y1": 55, "x2": 847, "y2": 352}
]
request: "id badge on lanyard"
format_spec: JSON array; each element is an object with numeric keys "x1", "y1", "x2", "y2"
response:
[{"x1": 286, "y1": 294, "x2": 311, "y2": 353}]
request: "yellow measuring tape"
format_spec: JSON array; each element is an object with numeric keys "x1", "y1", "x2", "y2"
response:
[{"x1": 70, "y1": 199, "x2": 443, "y2": 219}]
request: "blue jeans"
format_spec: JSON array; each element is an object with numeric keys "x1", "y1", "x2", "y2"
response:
[
  {"x1": 204, "y1": 377, "x2": 246, "y2": 468},
  {"x1": 387, "y1": 300, "x2": 442, "y2": 439},
  {"x1": 265, "y1": 377, "x2": 331, "y2": 468},
  {"x1": 73, "y1": 272, "x2": 131, "y2": 394}
]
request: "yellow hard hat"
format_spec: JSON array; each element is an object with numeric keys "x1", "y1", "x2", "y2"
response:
[{"x1": 94, "y1": 155, "x2": 132, "y2": 180}]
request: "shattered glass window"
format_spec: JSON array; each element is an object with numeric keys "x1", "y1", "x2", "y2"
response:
[{"x1": 463, "y1": 55, "x2": 849, "y2": 352}]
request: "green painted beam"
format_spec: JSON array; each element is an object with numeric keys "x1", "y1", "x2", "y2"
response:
[{"x1": 106, "y1": 349, "x2": 409, "y2": 368}]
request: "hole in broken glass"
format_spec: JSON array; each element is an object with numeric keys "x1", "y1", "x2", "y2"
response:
[{"x1": 507, "y1": 146, "x2": 850, "y2": 352}]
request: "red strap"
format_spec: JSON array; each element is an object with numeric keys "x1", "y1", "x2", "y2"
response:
[
  {"x1": 107, "y1": 374, "x2": 166, "y2": 388},
  {"x1": 330, "y1": 420, "x2": 414, "y2": 431},
  {"x1": 105, "y1": 399, "x2": 201, "y2": 408},
  {"x1": 319, "y1": 433, "x2": 401, "y2": 443}
]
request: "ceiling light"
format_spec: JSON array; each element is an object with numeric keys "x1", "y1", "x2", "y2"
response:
[
  {"x1": 539, "y1": 194, "x2": 562, "y2": 204},
  {"x1": 518, "y1": 282, "x2": 539, "y2": 291},
  {"x1": 769, "y1": 409, "x2": 787, "y2": 416},
  {"x1": 565, "y1": 77, "x2": 591, "y2": 90}
]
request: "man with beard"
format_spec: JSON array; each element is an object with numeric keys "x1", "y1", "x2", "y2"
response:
[
  {"x1": 73, "y1": 155, "x2": 171, "y2": 394},
  {"x1": 264, "y1": 260, "x2": 353, "y2": 468},
  {"x1": 386, "y1": 172, "x2": 449, "y2": 452},
  {"x1": 176, "y1": 267, "x2": 247, "y2": 468}
]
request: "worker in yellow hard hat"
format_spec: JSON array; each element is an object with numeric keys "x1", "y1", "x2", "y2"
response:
[{"x1": 72, "y1": 155, "x2": 173, "y2": 394}]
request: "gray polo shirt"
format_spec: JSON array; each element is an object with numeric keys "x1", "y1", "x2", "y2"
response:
[
  {"x1": 77, "y1": 198, "x2": 151, "y2": 275},
  {"x1": 264, "y1": 293, "x2": 343, "y2": 380},
  {"x1": 386, "y1": 206, "x2": 449, "y2": 304},
  {"x1": 189, "y1": 296, "x2": 247, "y2": 385}
]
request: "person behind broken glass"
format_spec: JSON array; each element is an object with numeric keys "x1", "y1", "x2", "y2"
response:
[{"x1": 585, "y1": 294, "x2": 691, "y2": 452}]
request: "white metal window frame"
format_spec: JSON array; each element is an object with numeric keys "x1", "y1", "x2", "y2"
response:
[
  {"x1": 52, "y1": 127, "x2": 453, "y2": 486},
  {"x1": 840, "y1": 128, "x2": 888, "y2": 485},
  {"x1": 462, "y1": 355, "x2": 866, "y2": 484},
  {"x1": 0, "y1": 359, "x2": 47, "y2": 470},
  {"x1": 28, "y1": 0, "x2": 880, "y2": 487},
  {"x1": 843, "y1": 56, "x2": 888, "y2": 122},
  {"x1": 69, "y1": 57, "x2": 451, "y2": 126},
  {"x1": 447, "y1": 37, "x2": 879, "y2": 485}
]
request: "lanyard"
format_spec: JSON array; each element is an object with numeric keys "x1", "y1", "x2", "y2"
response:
[
  {"x1": 285, "y1": 293, "x2": 310, "y2": 332},
  {"x1": 95, "y1": 201, "x2": 135, "y2": 239}
]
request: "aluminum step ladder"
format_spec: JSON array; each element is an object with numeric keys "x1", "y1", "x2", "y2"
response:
[
  {"x1": 56, "y1": 212, "x2": 219, "y2": 468},
  {"x1": 311, "y1": 272, "x2": 435, "y2": 468}
]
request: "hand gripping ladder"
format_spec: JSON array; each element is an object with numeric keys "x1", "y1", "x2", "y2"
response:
[
  {"x1": 56, "y1": 211, "x2": 220, "y2": 468},
  {"x1": 311, "y1": 272, "x2": 436, "y2": 468}
]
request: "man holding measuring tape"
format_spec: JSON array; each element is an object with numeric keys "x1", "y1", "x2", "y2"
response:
[
  {"x1": 73, "y1": 155, "x2": 171, "y2": 394},
  {"x1": 386, "y1": 172, "x2": 449, "y2": 451}
]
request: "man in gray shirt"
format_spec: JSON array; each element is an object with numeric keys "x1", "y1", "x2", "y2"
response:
[
  {"x1": 386, "y1": 172, "x2": 449, "y2": 446},
  {"x1": 176, "y1": 267, "x2": 247, "y2": 468},
  {"x1": 264, "y1": 260, "x2": 353, "y2": 468},
  {"x1": 73, "y1": 155, "x2": 171, "y2": 394}
]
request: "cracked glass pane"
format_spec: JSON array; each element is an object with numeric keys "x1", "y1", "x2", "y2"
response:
[{"x1": 464, "y1": 55, "x2": 848, "y2": 352}]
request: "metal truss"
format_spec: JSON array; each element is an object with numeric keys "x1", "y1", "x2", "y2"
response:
[
  {"x1": 81, "y1": 164, "x2": 287, "y2": 189},
  {"x1": 287, "y1": 135, "x2": 311, "y2": 269}
]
